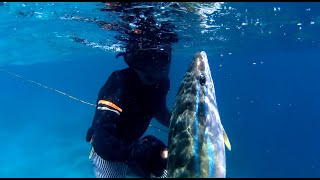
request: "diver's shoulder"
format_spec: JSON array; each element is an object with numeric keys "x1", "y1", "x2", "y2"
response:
[
  {"x1": 108, "y1": 68, "x2": 138, "y2": 82},
  {"x1": 117, "y1": 67, "x2": 133, "y2": 74}
]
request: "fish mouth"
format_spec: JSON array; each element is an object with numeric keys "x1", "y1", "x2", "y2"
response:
[{"x1": 195, "y1": 51, "x2": 208, "y2": 72}]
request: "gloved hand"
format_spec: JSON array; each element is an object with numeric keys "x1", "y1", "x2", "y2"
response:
[{"x1": 126, "y1": 135, "x2": 168, "y2": 178}]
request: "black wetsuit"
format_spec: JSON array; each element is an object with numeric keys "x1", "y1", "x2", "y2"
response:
[{"x1": 86, "y1": 67, "x2": 171, "y2": 164}]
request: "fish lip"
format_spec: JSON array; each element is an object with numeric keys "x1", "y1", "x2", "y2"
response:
[
  {"x1": 199, "y1": 51, "x2": 208, "y2": 64},
  {"x1": 195, "y1": 51, "x2": 208, "y2": 72}
]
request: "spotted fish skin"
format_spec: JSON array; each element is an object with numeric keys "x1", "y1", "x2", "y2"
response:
[{"x1": 167, "y1": 51, "x2": 230, "y2": 178}]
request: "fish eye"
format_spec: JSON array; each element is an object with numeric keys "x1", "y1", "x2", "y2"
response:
[
  {"x1": 185, "y1": 101, "x2": 192, "y2": 109},
  {"x1": 199, "y1": 75, "x2": 206, "y2": 86}
]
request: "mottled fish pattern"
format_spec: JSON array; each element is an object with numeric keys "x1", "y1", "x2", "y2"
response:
[{"x1": 167, "y1": 51, "x2": 231, "y2": 178}]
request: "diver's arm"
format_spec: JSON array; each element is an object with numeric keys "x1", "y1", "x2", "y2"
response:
[
  {"x1": 154, "y1": 97, "x2": 171, "y2": 128},
  {"x1": 91, "y1": 110, "x2": 130, "y2": 162},
  {"x1": 88, "y1": 70, "x2": 131, "y2": 162},
  {"x1": 159, "y1": 107, "x2": 171, "y2": 128}
]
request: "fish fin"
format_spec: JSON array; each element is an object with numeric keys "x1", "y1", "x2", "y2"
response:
[{"x1": 221, "y1": 125, "x2": 231, "y2": 151}]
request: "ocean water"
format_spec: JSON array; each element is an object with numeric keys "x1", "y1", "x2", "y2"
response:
[{"x1": 0, "y1": 2, "x2": 320, "y2": 178}]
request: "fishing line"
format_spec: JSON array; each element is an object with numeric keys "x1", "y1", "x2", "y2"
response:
[
  {"x1": 0, "y1": 68, "x2": 96, "y2": 106},
  {"x1": 0, "y1": 68, "x2": 168, "y2": 133}
]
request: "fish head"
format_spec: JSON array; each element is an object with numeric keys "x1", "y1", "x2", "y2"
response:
[
  {"x1": 186, "y1": 51, "x2": 217, "y2": 110},
  {"x1": 190, "y1": 51, "x2": 213, "y2": 86}
]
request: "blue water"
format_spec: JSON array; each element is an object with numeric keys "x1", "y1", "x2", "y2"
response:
[{"x1": 1, "y1": 2, "x2": 320, "y2": 178}]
